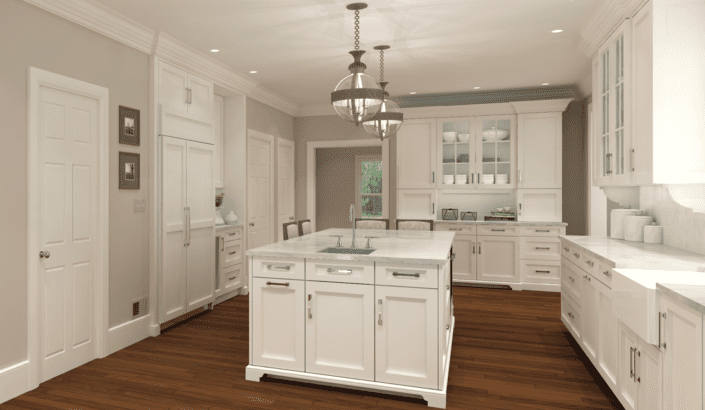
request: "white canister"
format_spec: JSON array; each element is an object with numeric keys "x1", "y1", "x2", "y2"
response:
[
  {"x1": 624, "y1": 215, "x2": 654, "y2": 242},
  {"x1": 611, "y1": 209, "x2": 643, "y2": 239},
  {"x1": 644, "y1": 224, "x2": 664, "y2": 244}
]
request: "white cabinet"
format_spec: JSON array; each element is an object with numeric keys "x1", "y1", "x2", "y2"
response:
[
  {"x1": 517, "y1": 189, "x2": 562, "y2": 222},
  {"x1": 476, "y1": 115, "x2": 517, "y2": 189},
  {"x1": 213, "y1": 94, "x2": 224, "y2": 188},
  {"x1": 397, "y1": 118, "x2": 437, "y2": 189},
  {"x1": 630, "y1": 2, "x2": 653, "y2": 186},
  {"x1": 375, "y1": 285, "x2": 438, "y2": 389},
  {"x1": 305, "y1": 281, "x2": 375, "y2": 381},
  {"x1": 618, "y1": 321, "x2": 639, "y2": 410},
  {"x1": 618, "y1": 320, "x2": 663, "y2": 410},
  {"x1": 397, "y1": 189, "x2": 437, "y2": 220},
  {"x1": 215, "y1": 227, "x2": 244, "y2": 300},
  {"x1": 437, "y1": 117, "x2": 476, "y2": 189},
  {"x1": 596, "y1": 281, "x2": 619, "y2": 390},
  {"x1": 661, "y1": 294, "x2": 703, "y2": 410},
  {"x1": 451, "y1": 234, "x2": 476, "y2": 281},
  {"x1": 476, "y1": 236, "x2": 520, "y2": 283},
  {"x1": 517, "y1": 112, "x2": 562, "y2": 189},
  {"x1": 251, "y1": 277, "x2": 305, "y2": 372},
  {"x1": 581, "y1": 272, "x2": 599, "y2": 364},
  {"x1": 160, "y1": 136, "x2": 215, "y2": 323}
]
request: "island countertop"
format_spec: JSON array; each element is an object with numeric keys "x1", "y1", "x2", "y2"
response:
[{"x1": 246, "y1": 228, "x2": 455, "y2": 265}]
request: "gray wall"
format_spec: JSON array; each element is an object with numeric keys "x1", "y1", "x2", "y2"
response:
[
  {"x1": 247, "y1": 98, "x2": 294, "y2": 142},
  {"x1": 315, "y1": 147, "x2": 382, "y2": 231},
  {"x1": 640, "y1": 186, "x2": 705, "y2": 255},
  {"x1": 0, "y1": 0, "x2": 150, "y2": 368},
  {"x1": 563, "y1": 98, "x2": 589, "y2": 235}
]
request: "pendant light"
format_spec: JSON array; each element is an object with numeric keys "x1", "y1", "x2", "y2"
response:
[
  {"x1": 363, "y1": 45, "x2": 404, "y2": 140},
  {"x1": 331, "y1": 3, "x2": 384, "y2": 126}
]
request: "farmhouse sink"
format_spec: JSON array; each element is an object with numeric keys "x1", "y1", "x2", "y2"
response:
[
  {"x1": 613, "y1": 269, "x2": 705, "y2": 344},
  {"x1": 319, "y1": 247, "x2": 376, "y2": 255}
]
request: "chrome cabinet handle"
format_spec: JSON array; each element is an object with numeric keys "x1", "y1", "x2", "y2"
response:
[
  {"x1": 573, "y1": 252, "x2": 580, "y2": 258},
  {"x1": 472, "y1": 245, "x2": 476, "y2": 254},
  {"x1": 630, "y1": 347, "x2": 634, "y2": 379},
  {"x1": 602, "y1": 270, "x2": 611, "y2": 277},
  {"x1": 492, "y1": 229, "x2": 505, "y2": 232},
  {"x1": 266, "y1": 281, "x2": 289, "y2": 287},
  {"x1": 658, "y1": 311, "x2": 662, "y2": 348},
  {"x1": 249, "y1": 222, "x2": 255, "y2": 226},
  {"x1": 289, "y1": 216, "x2": 295, "y2": 220},
  {"x1": 478, "y1": 245, "x2": 481, "y2": 254},
  {"x1": 327, "y1": 268, "x2": 353, "y2": 275},
  {"x1": 661, "y1": 312, "x2": 667, "y2": 348},
  {"x1": 221, "y1": 237, "x2": 224, "y2": 251},
  {"x1": 378, "y1": 300, "x2": 383, "y2": 325},
  {"x1": 39, "y1": 251, "x2": 51, "y2": 259},
  {"x1": 229, "y1": 232, "x2": 237, "y2": 236},
  {"x1": 267, "y1": 265, "x2": 291, "y2": 271},
  {"x1": 536, "y1": 247, "x2": 551, "y2": 250},
  {"x1": 228, "y1": 276, "x2": 237, "y2": 281},
  {"x1": 631, "y1": 148, "x2": 635, "y2": 172},
  {"x1": 535, "y1": 270, "x2": 551, "y2": 273},
  {"x1": 229, "y1": 251, "x2": 238, "y2": 255},
  {"x1": 432, "y1": 203, "x2": 435, "y2": 214},
  {"x1": 585, "y1": 260, "x2": 594, "y2": 267},
  {"x1": 393, "y1": 272, "x2": 420, "y2": 278},
  {"x1": 564, "y1": 246, "x2": 569, "y2": 252},
  {"x1": 432, "y1": 171, "x2": 435, "y2": 183},
  {"x1": 536, "y1": 229, "x2": 550, "y2": 233},
  {"x1": 636, "y1": 350, "x2": 641, "y2": 383},
  {"x1": 567, "y1": 312, "x2": 573, "y2": 319},
  {"x1": 569, "y1": 276, "x2": 574, "y2": 283}
]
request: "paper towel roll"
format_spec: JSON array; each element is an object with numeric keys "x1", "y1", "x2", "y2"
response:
[
  {"x1": 611, "y1": 209, "x2": 643, "y2": 239},
  {"x1": 644, "y1": 225, "x2": 663, "y2": 244},
  {"x1": 624, "y1": 215, "x2": 654, "y2": 242}
]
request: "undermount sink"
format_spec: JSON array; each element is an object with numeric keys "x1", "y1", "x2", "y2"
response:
[{"x1": 319, "y1": 247, "x2": 376, "y2": 255}]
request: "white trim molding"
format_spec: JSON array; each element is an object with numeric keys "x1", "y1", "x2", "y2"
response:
[
  {"x1": 107, "y1": 314, "x2": 154, "y2": 356},
  {"x1": 0, "y1": 361, "x2": 31, "y2": 404},
  {"x1": 247, "y1": 130, "x2": 277, "y2": 245},
  {"x1": 578, "y1": 0, "x2": 648, "y2": 59}
]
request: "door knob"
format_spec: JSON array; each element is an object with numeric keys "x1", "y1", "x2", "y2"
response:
[
  {"x1": 249, "y1": 222, "x2": 255, "y2": 226},
  {"x1": 39, "y1": 251, "x2": 50, "y2": 259}
]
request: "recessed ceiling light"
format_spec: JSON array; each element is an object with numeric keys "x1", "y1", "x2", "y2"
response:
[
  {"x1": 409, "y1": 92, "x2": 417, "y2": 95},
  {"x1": 474, "y1": 87, "x2": 481, "y2": 90},
  {"x1": 542, "y1": 83, "x2": 550, "y2": 86},
  {"x1": 552, "y1": 29, "x2": 563, "y2": 33},
  {"x1": 210, "y1": 49, "x2": 219, "y2": 52},
  {"x1": 249, "y1": 71, "x2": 258, "y2": 74}
]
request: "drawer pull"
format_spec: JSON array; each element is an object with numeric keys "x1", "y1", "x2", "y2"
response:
[
  {"x1": 229, "y1": 251, "x2": 238, "y2": 255},
  {"x1": 569, "y1": 276, "x2": 574, "y2": 283},
  {"x1": 535, "y1": 247, "x2": 551, "y2": 250},
  {"x1": 536, "y1": 230, "x2": 550, "y2": 233},
  {"x1": 564, "y1": 246, "x2": 569, "y2": 252},
  {"x1": 583, "y1": 274, "x2": 591, "y2": 282},
  {"x1": 229, "y1": 232, "x2": 237, "y2": 236},
  {"x1": 393, "y1": 272, "x2": 421, "y2": 278},
  {"x1": 228, "y1": 276, "x2": 237, "y2": 281},
  {"x1": 491, "y1": 229, "x2": 506, "y2": 232},
  {"x1": 446, "y1": 324, "x2": 450, "y2": 330},
  {"x1": 266, "y1": 281, "x2": 289, "y2": 287},
  {"x1": 327, "y1": 268, "x2": 353, "y2": 275},
  {"x1": 602, "y1": 270, "x2": 611, "y2": 277},
  {"x1": 567, "y1": 312, "x2": 574, "y2": 319},
  {"x1": 585, "y1": 260, "x2": 594, "y2": 267},
  {"x1": 573, "y1": 252, "x2": 580, "y2": 258},
  {"x1": 267, "y1": 264, "x2": 291, "y2": 271},
  {"x1": 535, "y1": 270, "x2": 551, "y2": 273}
]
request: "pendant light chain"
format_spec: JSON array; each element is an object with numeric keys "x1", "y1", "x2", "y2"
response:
[
  {"x1": 379, "y1": 48, "x2": 384, "y2": 82},
  {"x1": 354, "y1": 10, "x2": 360, "y2": 51}
]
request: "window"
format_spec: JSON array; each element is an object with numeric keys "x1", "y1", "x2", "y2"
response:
[{"x1": 355, "y1": 155, "x2": 383, "y2": 218}]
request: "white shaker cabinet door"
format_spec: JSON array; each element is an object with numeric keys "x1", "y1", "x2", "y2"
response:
[
  {"x1": 397, "y1": 118, "x2": 437, "y2": 189},
  {"x1": 187, "y1": 72, "x2": 214, "y2": 128},
  {"x1": 517, "y1": 112, "x2": 562, "y2": 189},
  {"x1": 452, "y1": 235, "x2": 476, "y2": 281},
  {"x1": 637, "y1": 339, "x2": 662, "y2": 410},
  {"x1": 375, "y1": 286, "x2": 438, "y2": 389},
  {"x1": 213, "y1": 94, "x2": 224, "y2": 188},
  {"x1": 158, "y1": 61, "x2": 189, "y2": 117},
  {"x1": 476, "y1": 236, "x2": 520, "y2": 283},
  {"x1": 517, "y1": 189, "x2": 562, "y2": 222},
  {"x1": 252, "y1": 277, "x2": 305, "y2": 372},
  {"x1": 581, "y1": 272, "x2": 599, "y2": 365},
  {"x1": 618, "y1": 321, "x2": 638, "y2": 410},
  {"x1": 397, "y1": 189, "x2": 437, "y2": 220},
  {"x1": 597, "y1": 282, "x2": 618, "y2": 391},
  {"x1": 305, "y1": 282, "x2": 375, "y2": 381}
]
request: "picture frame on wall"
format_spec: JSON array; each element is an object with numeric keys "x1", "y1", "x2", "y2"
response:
[
  {"x1": 119, "y1": 105, "x2": 140, "y2": 146},
  {"x1": 119, "y1": 151, "x2": 140, "y2": 190}
]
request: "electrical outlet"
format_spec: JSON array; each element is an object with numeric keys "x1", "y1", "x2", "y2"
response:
[
  {"x1": 133, "y1": 301, "x2": 140, "y2": 316},
  {"x1": 132, "y1": 297, "x2": 147, "y2": 317},
  {"x1": 134, "y1": 199, "x2": 146, "y2": 213}
]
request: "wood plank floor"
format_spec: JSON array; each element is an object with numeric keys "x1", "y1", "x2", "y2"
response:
[{"x1": 5, "y1": 287, "x2": 623, "y2": 410}]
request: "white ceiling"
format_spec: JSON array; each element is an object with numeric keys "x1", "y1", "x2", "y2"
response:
[{"x1": 93, "y1": 0, "x2": 600, "y2": 109}]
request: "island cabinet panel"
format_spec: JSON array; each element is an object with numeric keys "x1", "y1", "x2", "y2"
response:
[
  {"x1": 251, "y1": 278, "x2": 305, "y2": 371},
  {"x1": 375, "y1": 286, "x2": 439, "y2": 389},
  {"x1": 252, "y1": 257, "x2": 305, "y2": 281},
  {"x1": 520, "y1": 260, "x2": 560, "y2": 284},
  {"x1": 305, "y1": 282, "x2": 375, "y2": 380},
  {"x1": 375, "y1": 263, "x2": 438, "y2": 289},
  {"x1": 305, "y1": 259, "x2": 374, "y2": 285},
  {"x1": 597, "y1": 282, "x2": 618, "y2": 391},
  {"x1": 580, "y1": 271, "x2": 599, "y2": 364},
  {"x1": 637, "y1": 340, "x2": 662, "y2": 410},
  {"x1": 450, "y1": 235, "x2": 476, "y2": 281},
  {"x1": 519, "y1": 237, "x2": 561, "y2": 261},
  {"x1": 618, "y1": 321, "x2": 639, "y2": 410},
  {"x1": 561, "y1": 295, "x2": 581, "y2": 341},
  {"x1": 476, "y1": 236, "x2": 520, "y2": 283}
]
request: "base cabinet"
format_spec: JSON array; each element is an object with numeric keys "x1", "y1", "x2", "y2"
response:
[
  {"x1": 618, "y1": 322, "x2": 640, "y2": 410},
  {"x1": 476, "y1": 236, "x2": 520, "y2": 283},
  {"x1": 450, "y1": 234, "x2": 476, "y2": 281},
  {"x1": 618, "y1": 321, "x2": 663, "y2": 410},
  {"x1": 596, "y1": 282, "x2": 619, "y2": 390},
  {"x1": 375, "y1": 285, "x2": 439, "y2": 390},
  {"x1": 305, "y1": 281, "x2": 375, "y2": 381},
  {"x1": 580, "y1": 272, "x2": 599, "y2": 364}
]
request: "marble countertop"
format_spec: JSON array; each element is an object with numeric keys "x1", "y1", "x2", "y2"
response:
[
  {"x1": 657, "y1": 283, "x2": 705, "y2": 315},
  {"x1": 216, "y1": 223, "x2": 242, "y2": 232},
  {"x1": 561, "y1": 235, "x2": 705, "y2": 271},
  {"x1": 436, "y1": 219, "x2": 567, "y2": 226},
  {"x1": 246, "y1": 228, "x2": 455, "y2": 265}
]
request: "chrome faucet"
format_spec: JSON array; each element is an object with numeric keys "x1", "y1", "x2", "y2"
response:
[{"x1": 349, "y1": 204, "x2": 357, "y2": 248}]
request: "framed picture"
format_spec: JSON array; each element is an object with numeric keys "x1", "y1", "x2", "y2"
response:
[
  {"x1": 119, "y1": 152, "x2": 140, "y2": 190},
  {"x1": 119, "y1": 106, "x2": 140, "y2": 146}
]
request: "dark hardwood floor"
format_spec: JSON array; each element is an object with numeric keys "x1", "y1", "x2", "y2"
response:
[{"x1": 4, "y1": 287, "x2": 623, "y2": 410}]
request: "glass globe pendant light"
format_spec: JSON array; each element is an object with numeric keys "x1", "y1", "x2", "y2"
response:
[
  {"x1": 331, "y1": 3, "x2": 384, "y2": 126},
  {"x1": 363, "y1": 45, "x2": 404, "y2": 140}
]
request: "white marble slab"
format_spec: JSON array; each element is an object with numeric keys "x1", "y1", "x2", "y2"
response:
[
  {"x1": 657, "y1": 282, "x2": 705, "y2": 315},
  {"x1": 245, "y1": 228, "x2": 455, "y2": 265},
  {"x1": 561, "y1": 235, "x2": 705, "y2": 271},
  {"x1": 216, "y1": 223, "x2": 242, "y2": 232},
  {"x1": 436, "y1": 220, "x2": 567, "y2": 226}
]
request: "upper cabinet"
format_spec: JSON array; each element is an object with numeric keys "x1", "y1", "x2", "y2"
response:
[
  {"x1": 158, "y1": 60, "x2": 214, "y2": 145},
  {"x1": 517, "y1": 112, "x2": 562, "y2": 189},
  {"x1": 397, "y1": 118, "x2": 437, "y2": 189},
  {"x1": 213, "y1": 94, "x2": 224, "y2": 188}
]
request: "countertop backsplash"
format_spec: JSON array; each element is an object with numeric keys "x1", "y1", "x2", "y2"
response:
[
  {"x1": 640, "y1": 185, "x2": 705, "y2": 255},
  {"x1": 436, "y1": 190, "x2": 517, "y2": 220}
]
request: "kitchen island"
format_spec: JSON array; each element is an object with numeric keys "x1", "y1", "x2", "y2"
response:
[{"x1": 245, "y1": 228, "x2": 455, "y2": 409}]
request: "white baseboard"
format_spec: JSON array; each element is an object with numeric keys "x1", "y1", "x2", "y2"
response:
[
  {"x1": 149, "y1": 323, "x2": 161, "y2": 337},
  {"x1": 107, "y1": 314, "x2": 153, "y2": 356},
  {"x1": 215, "y1": 289, "x2": 241, "y2": 305},
  {"x1": 0, "y1": 360, "x2": 31, "y2": 404},
  {"x1": 522, "y1": 282, "x2": 561, "y2": 292},
  {"x1": 452, "y1": 280, "x2": 560, "y2": 292}
]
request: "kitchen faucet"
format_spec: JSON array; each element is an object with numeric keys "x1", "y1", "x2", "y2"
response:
[{"x1": 349, "y1": 203, "x2": 357, "y2": 248}]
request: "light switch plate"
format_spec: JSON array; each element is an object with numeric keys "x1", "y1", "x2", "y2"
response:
[{"x1": 134, "y1": 199, "x2": 146, "y2": 213}]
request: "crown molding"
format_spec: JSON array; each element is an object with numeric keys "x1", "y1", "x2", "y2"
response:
[
  {"x1": 578, "y1": 0, "x2": 647, "y2": 59},
  {"x1": 510, "y1": 99, "x2": 573, "y2": 114},
  {"x1": 23, "y1": 0, "x2": 300, "y2": 117}
]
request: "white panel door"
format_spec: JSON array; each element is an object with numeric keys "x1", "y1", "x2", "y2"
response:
[
  {"x1": 581, "y1": 273, "x2": 599, "y2": 365},
  {"x1": 637, "y1": 339, "x2": 662, "y2": 410},
  {"x1": 517, "y1": 189, "x2": 562, "y2": 222},
  {"x1": 277, "y1": 138, "x2": 295, "y2": 242},
  {"x1": 597, "y1": 282, "x2": 618, "y2": 390},
  {"x1": 38, "y1": 85, "x2": 99, "y2": 382},
  {"x1": 375, "y1": 286, "x2": 438, "y2": 389},
  {"x1": 517, "y1": 112, "x2": 562, "y2": 189},
  {"x1": 452, "y1": 235, "x2": 476, "y2": 281},
  {"x1": 397, "y1": 189, "x2": 437, "y2": 220},
  {"x1": 248, "y1": 134, "x2": 273, "y2": 249},
  {"x1": 252, "y1": 277, "x2": 305, "y2": 371},
  {"x1": 618, "y1": 321, "x2": 638, "y2": 410},
  {"x1": 306, "y1": 282, "x2": 374, "y2": 381},
  {"x1": 161, "y1": 136, "x2": 188, "y2": 322},
  {"x1": 213, "y1": 95, "x2": 224, "y2": 188},
  {"x1": 476, "y1": 236, "x2": 520, "y2": 283},
  {"x1": 397, "y1": 118, "x2": 437, "y2": 189},
  {"x1": 186, "y1": 141, "x2": 215, "y2": 312},
  {"x1": 187, "y1": 73, "x2": 214, "y2": 127},
  {"x1": 158, "y1": 61, "x2": 188, "y2": 116},
  {"x1": 661, "y1": 296, "x2": 703, "y2": 410}
]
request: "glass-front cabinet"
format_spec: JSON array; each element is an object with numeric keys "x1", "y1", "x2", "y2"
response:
[{"x1": 437, "y1": 115, "x2": 516, "y2": 190}]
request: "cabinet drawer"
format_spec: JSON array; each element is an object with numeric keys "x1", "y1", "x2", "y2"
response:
[
  {"x1": 520, "y1": 237, "x2": 561, "y2": 261},
  {"x1": 520, "y1": 226, "x2": 564, "y2": 237},
  {"x1": 596, "y1": 261, "x2": 614, "y2": 289},
  {"x1": 306, "y1": 259, "x2": 374, "y2": 285},
  {"x1": 376, "y1": 263, "x2": 438, "y2": 289},
  {"x1": 223, "y1": 228, "x2": 242, "y2": 242},
  {"x1": 561, "y1": 295, "x2": 581, "y2": 340},
  {"x1": 561, "y1": 258, "x2": 581, "y2": 306},
  {"x1": 578, "y1": 252, "x2": 598, "y2": 278},
  {"x1": 252, "y1": 257, "x2": 305, "y2": 281},
  {"x1": 435, "y1": 223, "x2": 476, "y2": 235},
  {"x1": 567, "y1": 246, "x2": 582, "y2": 265},
  {"x1": 222, "y1": 264, "x2": 243, "y2": 293},
  {"x1": 561, "y1": 242, "x2": 572, "y2": 259},
  {"x1": 477, "y1": 225, "x2": 519, "y2": 236},
  {"x1": 520, "y1": 260, "x2": 561, "y2": 284},
  {"x1": 223, "y1": 239, "x2": 242, "y2": 268}
]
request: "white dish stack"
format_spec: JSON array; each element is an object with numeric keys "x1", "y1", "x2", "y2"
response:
[
  {"x1": 443, "y1": 175, "x2": 454, "y2": 185},
  {"x1": 624, "y1": 215, "x2": 654, "y2": 242},
  {"x1": 495, "y1": 174, "x2": 509, "y2": 185},
  {"x1": 481, "y1": 174, "x2": 495, "y2": 185},
  {"x1": 455, "y1": 174, "x2": 468, "y2": 185},
  {"x1": 610, "y1": 209, "x2": 643, "y2": 239}
]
